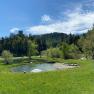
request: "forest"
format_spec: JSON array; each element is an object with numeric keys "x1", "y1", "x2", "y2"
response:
[{"x1": 0, "y1": 27, "x2": 94, "y2": 60}]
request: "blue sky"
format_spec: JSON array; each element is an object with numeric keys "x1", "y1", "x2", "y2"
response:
[{"x1": 0, "y1": 0, "x2": 94, "y2": 37}]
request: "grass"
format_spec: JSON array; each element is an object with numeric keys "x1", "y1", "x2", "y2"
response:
[{"x1": 0, "y1": 57, "x2": 94, "y2": 94}]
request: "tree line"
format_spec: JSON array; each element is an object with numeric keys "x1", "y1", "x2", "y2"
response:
[
  {"x1": 0, "y1": 31, "x2": 79, "y2": 56},
  {"x1": 1, "y1": 27, "x2": 94, "y2": 60}
]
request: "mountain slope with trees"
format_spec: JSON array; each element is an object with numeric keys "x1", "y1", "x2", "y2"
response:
[
  {"x1": 0, "y1": 27, "x2": 94, "y2": 59},
  {"x1": 0, "y1": 31, "x2": 80, "y2": 57}
]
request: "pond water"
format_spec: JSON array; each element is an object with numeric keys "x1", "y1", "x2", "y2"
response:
[
  {"x1": 11, "y1": 63, "x2": 56, "y2": 72},
  {"x1": 11, "y1": 63, "x2": 78, "y2": 73}
]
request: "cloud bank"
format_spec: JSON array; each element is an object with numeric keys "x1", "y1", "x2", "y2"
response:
[
  {"x1": 27, "y1": 8, "x2": 94, "y2": 35},
  {"x1": 10, "y1": 5, "x2": 94, "y2": 35}
]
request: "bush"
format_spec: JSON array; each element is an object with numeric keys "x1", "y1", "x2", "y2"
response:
[
  {"x1": 60, "y1": 43, "x2": 81, "y2": 59},
  {"x1": 66, "y1": 44, "x2": 81, "y2": 59},
  {"x1": 1, "y1": 50, "x2": 13, "y2": 64},
  {"x1": 42, "y1": 48, "x2": 63, "y2": 58}
]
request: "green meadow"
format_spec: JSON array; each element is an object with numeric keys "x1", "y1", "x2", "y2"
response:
[
  {"x1": 0, "y1": 58, "x2": 94, "y2": 94},
  {"x1": 0, "y1": 0, "x2": 94, "y2": 94}
]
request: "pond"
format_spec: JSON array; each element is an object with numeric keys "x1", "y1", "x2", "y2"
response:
[
  {"x1": 11, "y1": 63, "x2": 78, "y2": 73},
  {"x1": 11, "y1": 63, "x2": 56, "y2": 73}
]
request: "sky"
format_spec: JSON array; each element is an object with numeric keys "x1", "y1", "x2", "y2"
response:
[{"x1": 0, "y1": 0, "x2": 94, "y2": 37}]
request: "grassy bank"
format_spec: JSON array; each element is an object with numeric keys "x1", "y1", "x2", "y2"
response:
[{"x1": 0, "y1": 58, "x2": 94, "y2": 94}]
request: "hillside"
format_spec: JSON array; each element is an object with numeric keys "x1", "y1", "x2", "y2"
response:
[{"x1": 33, "y1": 32, "x2": 80, "y2": 48}]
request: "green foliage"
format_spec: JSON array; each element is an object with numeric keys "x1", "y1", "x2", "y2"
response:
[
  {"x1": 42, "y1": 48, "x2": 63, "y2": 58},
  {"x1": 78, "y1": 28, "x2": 94, "y2": 59},
  {"x1": 0, "y1": 28, "x2": 94, "y2": 59},
  {"x1": 0, "y1": 31, "x2": 34, "y2": 56},
  {"x1": 1, "y1": 50, "x2": 13, "y2": 64},
  {"x1": 60, "y1": 43, "x2": 81, "y2": 59},
  {"x1": 34, "y1": 32, "x2": 80, "y2": 49},
  {"x1": 34, "y1": 33, "x2": 68, "y2": 48},
  {"x1": 0, "y1": 31, "x2": 80, "y2": 57},
  {"x1": 27, "y1": 40, "x2": 38, "y2": 61},
  {"x1": 42, "y1": 43, "x2": 81, "y2": 59}
]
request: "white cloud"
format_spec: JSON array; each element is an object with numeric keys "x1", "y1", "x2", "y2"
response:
[
  {"x1": 10, "y1": 28, "x2": 20, "y2": 33},
  {"x1": 27, "y1": 8, "x2": 94, "y2": 35},
  {"x1": 41, "y1": 14, "x2": 52, "y2": 22}
]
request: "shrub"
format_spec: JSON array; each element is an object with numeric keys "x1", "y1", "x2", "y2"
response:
[
  {"x1": 42, "y1": 48, "x2": 63, "y2": 58},
  {"x1": 60, "y1": 43, "x2": 81, "y2": 59},
  {"x1": 1, "y1": 50, "x2": 13, "y2": 64}
]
